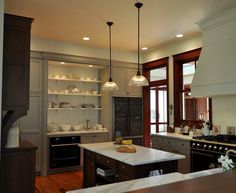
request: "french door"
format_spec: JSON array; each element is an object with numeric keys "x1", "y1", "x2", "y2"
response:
[
  {"x1": 143, "y1": 57, "x2": 169, "y2": 147},
  {"x1": 150, "y1": 85, "x2": 168, "y2": 133}
]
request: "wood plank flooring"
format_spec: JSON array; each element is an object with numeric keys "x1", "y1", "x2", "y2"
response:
[{"x1": 35, "y1": 170, "x2": 83, "y2": 193}]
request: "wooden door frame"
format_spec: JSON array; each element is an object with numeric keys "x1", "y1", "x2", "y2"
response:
[{"x1": 143, "y1": 57, "x2": 169, "y2": 147}]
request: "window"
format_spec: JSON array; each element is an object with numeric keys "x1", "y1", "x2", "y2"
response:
[{"x1": 173, "y1": 48, "x2": 212, "y2": 128}]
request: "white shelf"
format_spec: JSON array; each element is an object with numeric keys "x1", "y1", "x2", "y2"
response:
[
  {"x1": 48, "y1": 107, "x2": 102, "y2": 111},
  {"x1": 48, "y1": 77, "x2": 101, "y2": 83},
  {"x1": 48, "y1": 92, "x2": 102, "y2": 97}
]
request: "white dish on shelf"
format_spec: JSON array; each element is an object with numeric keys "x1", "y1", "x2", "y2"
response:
[
  {"x1": 92, "y1": 91, "x2": 99, "y2": 94},
  {"x1": 72, "y1": 125, "x2": 84, "y2": 131},
  {"x1": 60, "y1": 124, "x2": 71, "y2": 131},
  {"x1": 47, "y1": 123, "x2": 58, "y2": 132}
]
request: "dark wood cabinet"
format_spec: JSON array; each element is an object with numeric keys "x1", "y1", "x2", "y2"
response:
[
  {"x1": 0, "y1": 141, "x2": 37, "y2": 193},
  {"x1": 2, "y1": 14, "x2": 33, "y2": 146},
  {"x1": 83, "y1": 150, "x2": 96, "y2": 187},
  {"x1": 83, "y1": 149, "x2": 178, "y2": 188},
  {"x1": 3, "y1": 14, "x2": 33, "y2": 111}
]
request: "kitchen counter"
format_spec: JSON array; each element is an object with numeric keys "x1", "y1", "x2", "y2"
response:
[
  {"x1": 67, "y1": 168, "x2": 223, "y2": 193},
  {"x1": 81, "y1": 142, "x2": 185, "y2": 187},
  {"x1": 80, "y1": 142, "x2": 185, "y2": 166},
  {"x1": 47, "y1": 129, "x2": 109, "y2": 137},
  {"x1": 152, "y1": 132, "x2": 192, "y2": 141},
  {"x1": 153, "y1": 132, "x2": 236, "y2": 147}
]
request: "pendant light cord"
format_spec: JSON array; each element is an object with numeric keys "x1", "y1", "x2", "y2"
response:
[
  {"x1": 135, "y1": 2, "x2": 143, "y2": 76},
  {"x1": 107, "y1": 22, "x2": 113, "y2": 82}
]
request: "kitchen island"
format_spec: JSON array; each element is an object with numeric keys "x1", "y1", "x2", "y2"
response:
[{"x1": 80, "y1": 142, "x2": 185, "y2": 187}]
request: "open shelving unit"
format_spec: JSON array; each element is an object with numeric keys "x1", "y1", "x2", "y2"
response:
[{"x1": 47, "y1": 60, "x2": 103, "y2": 128}]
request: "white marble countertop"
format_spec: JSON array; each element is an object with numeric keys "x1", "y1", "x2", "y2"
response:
[
  {"x1": 47, "y1": 129, "x2": 109, "y2": 137},
  {"x1": 67, "y1": 168, "x2": 223, "y2": 193},
  {"x1": 68, "y1": 173, "x2": 189, "y2": 193},
  {"x1": 153, "y1": 132, "x2": 236, "y2": 147},
  {"x1": 152, "y1": 132, "x2": 192, "y2": 141},
  {"x1": 79, "y1": 142, "x2": 185, "y2": 166}
]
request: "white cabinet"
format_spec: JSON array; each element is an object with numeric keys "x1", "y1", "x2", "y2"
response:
[
  {"x1": 151, "y1": 135, "x2": 190, "y2": 174},
  {"x1": 112, "y1": 67, "x2": 142, "y2": 97},
  {"x1": 17, "y1": 58, "x2": 44, "y2": 173},
  {"x1": 47, "y1": 61, "x2": 102, "y2": 129}
]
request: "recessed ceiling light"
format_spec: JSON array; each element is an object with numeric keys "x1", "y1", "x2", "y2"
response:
[
  {"x1": 176, "y1": 33, "x2": 184, "y2": 38},
  {"x1": 83, "y1": 36, "x2": 90, "y2": 41},
  {"x1": 89, "y1": 65, "x2": 93, "y2": 67},
  {"x1": 142, "y1": 47, "x2": 148, "y2": 50},
  {"x1": 60, "y1": 62, "x2": 65, "y2": 64}
]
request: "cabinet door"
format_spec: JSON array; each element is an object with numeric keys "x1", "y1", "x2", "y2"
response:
[
  {"x1": 112, "y1": 68, "x2": 126, "y2": 96},
  {"x1": 18, "y1": 95, "x2": 42, "y2": 172},
  {"x1": 81, "y1": 134, "x2": 107, "y2": 144},
  {"x1": 30, "y1": 59, "x2": 43, "y2": 92},
  {"x1": 3, "y1": 14, "x2": 33, "y2": 111},
  {"x1": 126, "y1": 70, "x2": 142, "y2": 97}
]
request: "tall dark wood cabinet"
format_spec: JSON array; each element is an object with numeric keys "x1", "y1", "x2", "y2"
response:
[
  {"x1": 1, "y1": 14, "x2": 36, "y2": 193},
  {"x1": 2, "y1": 14, "x2": 33, "y2": 146},
  {"x1": 114, "y1": 97, "x2": 143, "y2": 145},
  {"x1": 0, "y1": 141, "x2": 37, "y2": 193}
]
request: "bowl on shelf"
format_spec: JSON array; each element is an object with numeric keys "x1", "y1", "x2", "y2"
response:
[
  {"x1": 60, "y1": 124, "x2": 72, "y2": 131},
  {"x1": 47, "y1": 123, "x2": 58, "y2": 133},
  {"x1": 72, "y1": 125, "x2": 84, "y2": 131},
  {"x1": 92, "y1": 91, "x2": 99, "y2": 95}
]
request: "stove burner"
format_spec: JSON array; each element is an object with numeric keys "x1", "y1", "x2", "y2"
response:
[{"x1": 193, "y1": 134, "x2": 236, "y2": 144}]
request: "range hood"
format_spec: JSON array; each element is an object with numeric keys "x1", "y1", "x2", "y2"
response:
[{"x1": 191, "y1": 7, "x2": 236, "y2": 97}]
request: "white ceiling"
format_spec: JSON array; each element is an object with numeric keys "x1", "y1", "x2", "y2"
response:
[{"x1": 4, "y1": 0, "x2": 236, "y2": 52}]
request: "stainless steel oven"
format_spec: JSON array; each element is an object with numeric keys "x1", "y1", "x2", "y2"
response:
[
  {"x1": 190, "y1": 136, "x2": 236, "y2": 172},
  {"x1": 49, "y1": 136, "x2": 81, "y2": 169}
]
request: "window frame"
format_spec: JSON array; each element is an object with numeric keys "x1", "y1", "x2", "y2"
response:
[{"x1": 173, "y1": 48, "x2": 212, "y2": 128}]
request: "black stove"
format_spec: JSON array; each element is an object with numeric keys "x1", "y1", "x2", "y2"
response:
[
  {"x1": 192, "y1": 134, "x2": 236, "y2": 144},
  {"x1": 190, "y1": 134, "x2": 236, "y2": 172}
]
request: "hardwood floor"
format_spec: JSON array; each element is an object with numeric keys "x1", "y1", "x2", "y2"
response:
[{"x1": 35, "y1": 170, "x2": 83, "y2": 193}]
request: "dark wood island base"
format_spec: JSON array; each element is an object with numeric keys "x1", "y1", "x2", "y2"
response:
[{"x1": 83, "y1": 149, "x2": 178, "y2": 188}]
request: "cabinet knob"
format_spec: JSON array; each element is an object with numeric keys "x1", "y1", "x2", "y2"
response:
[
  {"x1": 122, "y1": 165, "x2": 125, "y2": 169},
  {"x1": 107, "y1": 160, "x2": 110, "y2": 164}
]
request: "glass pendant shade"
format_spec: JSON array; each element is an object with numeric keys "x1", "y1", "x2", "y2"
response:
[
  {"x1": 129, "y1": 2, "x2": 149, "y2": 87},
  {"x1": 129, "y1": 74, "x2": 149, "y2": 86},
  {"x1": 102, "y1": 79, "x2": 119, "y2": 91},
  {"x1": 102, "y1": 21, "x2": 119, "y2": 91}
]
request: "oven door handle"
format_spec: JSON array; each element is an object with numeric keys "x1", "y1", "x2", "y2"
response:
[{"x1": 51, "y1": 143, "x2": 80, "y2": 147}]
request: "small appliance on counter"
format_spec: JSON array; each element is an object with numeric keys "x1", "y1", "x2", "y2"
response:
[{"x1": 5, "y1": 126, "x2": 20, "y2": 148}]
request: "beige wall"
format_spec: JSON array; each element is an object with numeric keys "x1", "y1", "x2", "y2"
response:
[
  {"x1": 212, "y1": 96, "x2": 236, "y2": 134},
  {"x1": 31, "y1": 37, "x2": 137, "y2": 63},
  {"x1": 0, "y1": 0, "x2": 4, "y2": 155}
]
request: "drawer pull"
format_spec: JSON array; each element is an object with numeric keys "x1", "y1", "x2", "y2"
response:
[
  {"x1": 107, "y1": 160, "x2": 110, "y2": 164},
  {"x1": 122, "y1": 165, "x2": 125, "y2": 169}
]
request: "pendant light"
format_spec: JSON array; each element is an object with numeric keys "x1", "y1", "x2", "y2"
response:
[
  {"x1": 129, "y1": 2, "x2": 149, "y2": 87},
  {"x1": 102, "y1": 22, "x2": 119, "y2": 91}
]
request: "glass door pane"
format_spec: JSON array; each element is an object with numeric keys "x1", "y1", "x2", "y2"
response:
[{"x1": 150, "y1": 85, "x2": 167, "y2": 133}]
